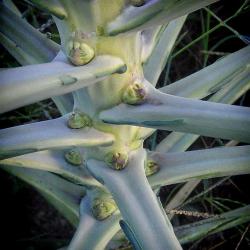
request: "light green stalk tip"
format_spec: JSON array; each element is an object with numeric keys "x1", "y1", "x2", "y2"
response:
[
  {"x1": 122, "y1": 82, "x2": 147, "y2": 105},
  {"x1": 67, "y1": 111, "x2": 92, "y2": 129},
  {"x1": 92, "y1": 197, "x2": 117, "y2": 220},
  {"x1": 145, "y1": 160, "x2": 160, "y2": 176},
  {"x1": 68, "y1": 42, "x2": 95, "y2": 66},
  {"x1": 130, "y1": 0, "x2": 146, "y2": 7},
  {"x1": 104, "y1": 151, "x2": 129, "y2": 170},
  {"x1": 64, "y1": 149, "x2": 83, "y2": 166}
]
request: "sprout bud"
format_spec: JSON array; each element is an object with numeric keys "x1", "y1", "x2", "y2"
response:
[
  {"x1": 67, "y1": 111, "x2": 92, "y2": 129},
  {"x1": 69, "y1": 42, "x2": 95, "y2": 66},
  {"x1": 145, "y1": 160, "x2": 159, "y2": 176},
  {"x1": 96, "y1": 25, "x2": 105, "y2": 36},
  {"x1": 105, "y1": 151, "x2": 129, "y2": 170},
  {"x1": 92, "y1": 197, "x2": 117, "y2": 220},
  {"x1": 64, "y1": 149, "x2": 83, "y2": 166},
  {"x1": 130, "y1": 0, "x2": 145, "y2": 7},
  {"x1": 122, "y1": 82, "x2": 147, "y2": 105}
]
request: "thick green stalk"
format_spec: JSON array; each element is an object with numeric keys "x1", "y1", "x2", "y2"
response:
[
  {"x1": 0, "y1": 116, "x2": 114, "y2": 160},
  {"x1": 106, "y1": 0, "x2": 218, "y2": 35},
  {"x1": 156, "y1": 64, "x2": 250, "y2": 152},
  {"x1": 161, "y1": 45, "x2": 250, "y2": 99},
  {"x1": 0, "y1": 150, "x2": 100, "y2": 187},
  {"x1": 143, "y1": 15, "x2": 187, "y2": 86},
  {"x1": 148, "y1": 145, "x2": 250, "y2": 187},
  {"x1": 101, "y1": 82, "x2": 250, "y2": 143},
  {"x1": 0, "y1": 1, "x2": 74, "y2": 115},
  {"x1": 52, "y1": 0, "x2": 95, "y2": 56},
  {"x1": 0, "y1": 54, "x2": 126, "y2": 113},
  {"x1": 24, "y1": 0, "x2": 67, "y2": 19},
  {"x1": 0, "y1": 32, "x2": 38, "y2": 65},
  {"x1": 87, "y1": 148, "x2": 182, "y2": 250},
  {"x1": 68, "y1": 195, "x2": 121, "y2": 250}
]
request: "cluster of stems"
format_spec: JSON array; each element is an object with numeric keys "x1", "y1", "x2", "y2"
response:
[{"x1": 0, "y1": 0, "x2": 250, "y2": 249}]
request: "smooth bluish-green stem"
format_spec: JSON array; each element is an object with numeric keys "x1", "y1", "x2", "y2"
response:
[
  {"x1": 0, "y1": 116, "x2": 114, "y2": 160},
  {"x1": 0, "y1": 54, "x2": 126, "y2": 113},
  {"x1": 148, "y1": 145, "x2": 250, "y2": 187},
  {"x1": 143, "y1": 15, "x2": 187, "y2": 86},
  {"x1": 0, "y1": 149, "x2": 100, "y2": 187},
  {"x1": 0, "y1": 32, "x2": 38, "y2": 65},
  {"x1": 24, "y1": 0, "x2": 68, "y2": 19},
  {"x1": 68, "y1": 195, "x2": 121, "y2": 250},
  {"x1": 106, "y1": 0, "x2": 218, "y2": 35},
  {"x1": 87, "y1": 148, "x2": 182, "y2": 250},
  {"x1": 156, "y1": 64, "x2": 250, "y2": 153},
  {"x1": 161, "y1": 45, "x2": 250, "y2": 99},
  {"x1": 100, "y1": 84, "x2": 250, "y2": 143}
]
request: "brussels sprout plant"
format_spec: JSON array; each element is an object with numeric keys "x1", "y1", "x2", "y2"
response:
[{"x1": 0, "y1": 0, "x2": 250, "y2": 249}]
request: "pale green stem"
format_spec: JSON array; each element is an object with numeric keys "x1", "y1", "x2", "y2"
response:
[
  {"x1": 0, "y1": 33, "x2": 73, "y2": 115},
  {"x1": 0, "y1": 54, "x2": 126, "y2": 113},
  {"x1": 68, "y1": 195, "x2": 121, "y2": 250},
  {"x1": 0, "y1": 1, "x2": 73, "y2": 115},
  {"x1": 156, "y1": 64, "x2": 250, "y2": 152},
  {"x1": 0, "y1": 116, "x2": 114, "y2": 160},
  {"x1": 106, "y1": 0, "x2": 218, "y2": 35},
  {"x1": 165, "y1": 141, "x2": 240, "y2": 220},
  {"x1": 141, "y1": 24, "x2": 163, "y2": 63},
  {"x1": 53, "y1": 0, "x2": 94, "y2": 52},
  {"x1": 160, "y1": 45, "x2": 250, "y2": 99},
  {"x1": 143, "y1": 15, "x2": 187, "y2": 86},
  {"x1": 141, "y1": 45, "x2": 250, "y2": 142},
  {"x1": 101, "y1": 84, "x2": 250, "y2": 143},
  {"x1": 24, "y1": 0, "x2": 67, "y2": 19},
  {"x1": 87, "y1": 148, "x2": 182, "y2": 250},
  {"x1": 0, "y1": 150, "x2": 100, "y2": 187},
  {"x1": 0, "y1": 32, "x2": 38, "y2": 65},
  {"x1": 148, "y1": 145, "x2": 250, "y2": 187}
]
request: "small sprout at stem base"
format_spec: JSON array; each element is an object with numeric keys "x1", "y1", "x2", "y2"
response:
[
  {"x1": 64, "y1": 149, "x2": 83, "y2": 166},
  {"x1": 145, "y1": 160, "x2": 160, "y2": 176},
  {"x1": 122, "y1": 82, "x2": 147, "y2": 105},
  {"x1": 92, "y1": 197, "x2": 117, "y2": 220},
  {"x1": 68, "y1": 42, "x2": 95, "y2": 66},
  {"x1": 105, "y1": 151, "x2": 129, "y2": 170},
  {"x1": 67, "y1": 111, "x2": 92, "y2": 129}
]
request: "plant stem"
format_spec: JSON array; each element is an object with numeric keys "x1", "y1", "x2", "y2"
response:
[
  {"x1": 87, "y1": 148, "x2": 182, "y2": 250},
  {"x1": 68, "y1": 195, "x2": 121, "y2": 250}
]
